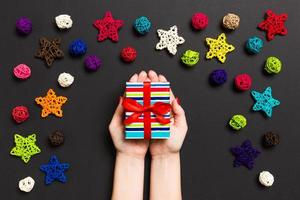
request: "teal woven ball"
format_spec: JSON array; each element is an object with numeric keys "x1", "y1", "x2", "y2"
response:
[
  {"x1": 246, "y1": 36, "x2": 264, "y2": 54},
  {"x1": 134, "y1": 16, "x2": 151, "y2": 35}
]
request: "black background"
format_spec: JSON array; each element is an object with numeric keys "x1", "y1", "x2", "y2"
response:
[{"x1": 0, "y1": 0, "x2": 299, "y2": 199}]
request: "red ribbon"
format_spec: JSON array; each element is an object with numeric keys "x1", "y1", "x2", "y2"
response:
[{"x1": 123, "y1": 82, "x2": 171, "y2": 139}]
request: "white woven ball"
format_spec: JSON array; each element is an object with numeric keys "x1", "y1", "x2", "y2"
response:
[
  {"x1": 259, "y1": 171, "x2": 274, "y2": 187},
  {"x1": 55, "y1": 14, "x2": 73, "y2": 29},
  {"x1": 19, "y1": 176, "x2": 35, "y2": 192},
  {"x1": 58, "y1": 72, "x2": 74, "y2": 87}
]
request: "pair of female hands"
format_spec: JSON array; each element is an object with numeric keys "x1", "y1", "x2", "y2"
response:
[{"x1": 109, "y1": 70, "x2": 188, "y2": 159}]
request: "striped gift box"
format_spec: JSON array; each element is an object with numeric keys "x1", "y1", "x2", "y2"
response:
[{"x1": 125, "y1": 82, "x2": 171, "y2": 139}]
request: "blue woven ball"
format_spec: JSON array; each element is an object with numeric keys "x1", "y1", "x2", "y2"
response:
[
  {"x1": 246, "y1": 36, "x2": 263, "y2": 54},
  {"x1": 134, "y1": 16, "x2": 151, "y2": 35},
  {"x1": 69, "y1": 39, "x2": 87, "y2": 56},
  {"x1": 210, "y1": 69, "x2": 227, "y2": 85}
]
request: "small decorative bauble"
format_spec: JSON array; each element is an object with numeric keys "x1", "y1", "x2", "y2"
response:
[
  {"x1": 259, "y1": 171, "x2": 274, "y2": 187},
  {"x1": 209, "y1": 69, "x2": 227, "y2": 85},
  {"x1": 19, "y1": 176, "x2": 35, "y2": 192},
  {"x1": 16, "y1": 17, "x2": 32, "y2": 35},
  {"x1": 246, "y1": 36, "x2": 264, "y2": 54},
  {"x1": 121, "y1": 46, "x2": 137, "y2": 62},
  {"x1": 134, "y1": 16, "x2": 151, "y2": 35},
  {"x1": 223, "y1": 13, "x2": 240, "y2": 30},
  {"x1": 265, "y1": 56, "x2": 282, "y2": 74},
  {"x1": 58, "y1": 72, "x2": 74, "y2": 88},
  {"x1": 181, "y1": 50, "x2": 200, "y2": 67},
  {"x1": 191, "y1": 13, "x2": 209, "y2": 30},
  {"x1": 229, "y1": 114, "x2": 247, "y2": 130}
]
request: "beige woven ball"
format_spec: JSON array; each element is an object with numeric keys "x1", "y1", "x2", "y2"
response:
[{"x1": 223, "y1": 13, "x2": 240, "y2": 30}]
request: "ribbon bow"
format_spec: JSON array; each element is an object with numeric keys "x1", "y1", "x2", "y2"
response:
[{"x1": 123, "y1": 98, "x2": 171, "y2": 125}]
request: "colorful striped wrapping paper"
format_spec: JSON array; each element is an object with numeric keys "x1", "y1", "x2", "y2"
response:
[{"x1": 125, "y1": 82, "x2": 171, "y2": 139}]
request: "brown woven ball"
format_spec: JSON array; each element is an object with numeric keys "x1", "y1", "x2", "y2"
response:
[
  {"x1": 49, "y1": 131, "x2": 64, "y2": 146},
  {"x1": 263, "y1": 132, "x2": 280, "y2": 147},
  {"x1": 223, "y1": 13, "x2": 240, "y2": 30}
]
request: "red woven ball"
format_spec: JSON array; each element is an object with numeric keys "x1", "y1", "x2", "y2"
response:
[
  {"x1": 121, "y1": 47, "x2": 137, "y2": 62},
  {"x1": 235, "y1": 73, "x2": 252, "y2": 91},
  {"x1": 191, "y1": 13, "x2": 209, "y2": 30},
  {"x1": 12, "y1": 106, "x2": 29, "y2": 123}
]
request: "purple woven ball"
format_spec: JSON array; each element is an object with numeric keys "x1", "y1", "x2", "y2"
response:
[
  {"x1": 84, "y1": 55, "x2": 102, "y2": 71},
  {"x1": 209, "y1": 69, "x2": 227, "y2": 85},
  {"x1": 16, "y1": 17, "x2": 32, "y2": 35}
]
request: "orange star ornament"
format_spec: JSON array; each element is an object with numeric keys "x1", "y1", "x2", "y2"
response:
[{"x1": 35, "y1": 89, "x2": 67, "y2": 118}]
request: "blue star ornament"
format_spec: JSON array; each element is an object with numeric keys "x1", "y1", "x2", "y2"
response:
[
  {"x1": 230, "y1": 140, "x2": 260, "y2": 170},
  {"x1": 40, "y1": 155, "x2": 70, "y2": 185},
  {"x1": 251, "y1": 86, "x2": 280, "y2": 117}
]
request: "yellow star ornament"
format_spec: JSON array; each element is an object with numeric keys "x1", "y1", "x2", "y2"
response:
[
  {"x1": 35, "y1": 89, "x2": 67, "y2": 118},
  {"x1": 10, "y1": 134, "x2": 41, "y2": 163},
  {"x1": 205, "y1": 33, "x2": 235, "y2": 63}
]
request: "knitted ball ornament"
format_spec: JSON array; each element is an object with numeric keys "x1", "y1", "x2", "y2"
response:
[
  {"x1": 235, "y1": 73, "x2": 252, "y2": 91},
  {"x1": 58, "y1": 72, "x2": 74, "y2": 87},
  {"x1": 16, "y1": 17, "x2": 32, "y2": 35},
  {"x1": 12, "y1": 106, "x2": 29, "y2": 123},
  {"x1": 229, "y1": 114, "x2": 247, "y2": 130},
  {"x1": 191, "y1": 13, "x2": 208, "y2": 30},
  {"x1": 49, "y1": 131, "x2": 64, "y2": 146},
  {"x1": 84, "y1": 55, "x2": 102, "y2": 71},
  {"x1": 223, "y1": 13, "x2": 240, "y2": 30},
  {"x1": 265, "y1": 56, "x2": 282, "y2": 74},
  {"x1": 246, "y1": 36, "x2": 263, "y2": 54},
  {"x1": 209, "y1": 69, "x2": 227, "y2": 85},
  {"x1": 259, "y1": 171, "x2": 274, "y2": 187},
  {"x1": 19, "y1": 176, "x2": 35, "y2": 192},
  {"x1": 134, "y1": 16, "x2": 151, "y2": 35},
  {"x1": 181, "y1": 50, "x2": 200, "y2": 67},
  {"x1": 263, "y1": 132, "x2": 280, "y2": 147},
  {"x1": 121, "y1": 47, "x2": 137, "y2": 62},
  {"x1": 13, "y1": 64, "x2": 31, "y2": 79},
  {"x1": 69, "y1": 39, "x2": 87, "y2": 56}
]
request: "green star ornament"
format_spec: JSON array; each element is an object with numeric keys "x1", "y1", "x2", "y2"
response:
[{"x1": 10, "y1": 134, "x2": 41, "y2": 163}]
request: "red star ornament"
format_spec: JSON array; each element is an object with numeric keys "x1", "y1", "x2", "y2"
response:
[
  {"x1": 93, "y1": 11, "x2": 124, "y2": 42},
  {"x1": 258, "y1": 10, "x2": 288, "y2": 41}
]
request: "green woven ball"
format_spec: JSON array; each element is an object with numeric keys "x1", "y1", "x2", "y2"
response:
[
  {"x1": 229, "y1": 114, "x2": 247, "y2": 130},
  {"x1": 265, "y1": 56, "x2": 282, "y2": 74},
  {"x1": 181, "y1": 50, "x2": 200, "y2": 67}
]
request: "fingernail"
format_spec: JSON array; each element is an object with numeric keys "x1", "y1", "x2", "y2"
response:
[{"x1": 176, "y1": 97, "x2": 181, "y2": 105}]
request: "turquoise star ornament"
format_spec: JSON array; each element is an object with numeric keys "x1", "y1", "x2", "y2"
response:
[{"x1": 251, "y1": 87, "x2": 280, "y2": 118}]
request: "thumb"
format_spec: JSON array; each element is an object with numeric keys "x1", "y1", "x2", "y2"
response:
[{"x1": 172, "y1": 98, "x2": 187, "y2": 127}]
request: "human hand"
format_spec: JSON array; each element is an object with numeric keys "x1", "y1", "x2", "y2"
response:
[
  {"x1": 147, "y1": 70, "x2": 188, "y2": 158},
  {"x1": 109, "y1": 71, "x2": 150, "y2": 159}
]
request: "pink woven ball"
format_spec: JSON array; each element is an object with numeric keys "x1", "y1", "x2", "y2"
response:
[
  {"x1": 191, "y1": 13, "x2": 209, "y2": 30},
  {"x1": 13, "y1": 64, "x2": 31, "y2": 79}
]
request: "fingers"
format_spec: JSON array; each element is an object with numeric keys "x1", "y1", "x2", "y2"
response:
[
  {"x1": 158, "y1": 74, "x2": 167, "y2": 82},
  {"x1": 172, "y1": 98, "x2": 187, "y2": 128},
  {"x1": 137, "y1": 71, "x2": 147, "y2": 82},
  {"x1": 158, "y1": 74, "x2": 175, "y2": 102},
  {"x1": 129, "y1": 73, "x2": 138, "y2": 82},
  {"x1": 148, "y1": 70, "x2": 159, "y2": 82},
  {"x1": 109, "y1": 97, "x2": 124, "y2": 131}
]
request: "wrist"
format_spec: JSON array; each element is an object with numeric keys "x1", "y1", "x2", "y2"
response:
[
  {"x1": 151, "y1": 152, "x2": 180, "y2": 161},
  {"x1": 116, "y1": 152, "x2": 146, "y2": 161}
]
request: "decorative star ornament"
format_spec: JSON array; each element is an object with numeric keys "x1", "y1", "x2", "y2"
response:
[
  {"x1": 251, "y1": 86, "x2": 280, "y2": 118},
  {"x1": 156, "y1": 25, "x2": 185, "y2": 55},
  {"x1": 206, "y1": 33, "x2": 235, "y2": 63},
  {"x1": 230, "y1": 140, "x2": 260, "y2": 170},
  {"x1": 10, "y1": 134, "x2": 41, "y2": 163},
  {"x1": 35, "y1": 37, "x2": 64, "y2": 66},
  {"x1": 35, "y1": 89, "x2": 68, "y2": 118},
  {"x1": 258, "y1": 10, "x2": 288, "y2": 41},
  {"x1": 93, "y1": 11, "x2": 124, "y2": 42},
  {"x1": 40, "y1": 155, "x2": 70, "y2": 185}
]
